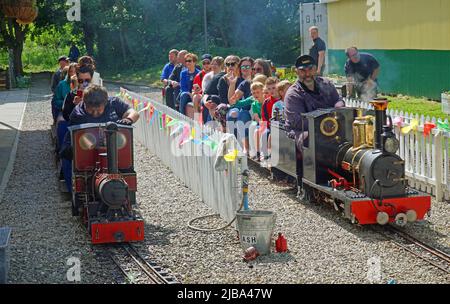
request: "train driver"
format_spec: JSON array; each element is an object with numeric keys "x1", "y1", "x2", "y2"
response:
[
  {"x1": 284, "y1": 55, "x2": 344, "y2": 176},
  {"x1": 69, "y1": 85, "x2": 139, "y2": 125}
]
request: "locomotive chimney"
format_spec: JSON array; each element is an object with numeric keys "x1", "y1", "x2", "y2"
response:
[
  {"x1": 105, "y1": 122, "x2": 119, "y2": 174},
  {"x1": 369, "y1": 98, "x2": 388, "y2": 150}
]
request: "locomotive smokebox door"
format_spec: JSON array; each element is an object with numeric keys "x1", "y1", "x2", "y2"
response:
[{"x1": 302, "y1": 108, "x2": 356, "y2": 185}]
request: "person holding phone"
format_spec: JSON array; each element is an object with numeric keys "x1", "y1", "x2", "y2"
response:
[
  {"x1": 217, "y1": 55, "x2": 242, "y2": 105},
  {"x1": 62, "y1": 64, "x2": 94, "y2": 121}
]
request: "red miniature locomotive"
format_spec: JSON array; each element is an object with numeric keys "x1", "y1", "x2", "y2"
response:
[{"x1": 69, "y1": 122, "x2": 144, "y2": 244}]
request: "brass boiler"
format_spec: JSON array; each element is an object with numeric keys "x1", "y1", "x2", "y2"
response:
[{"x1": 352, "y1": 109, "x2": 375, "y2": 150}]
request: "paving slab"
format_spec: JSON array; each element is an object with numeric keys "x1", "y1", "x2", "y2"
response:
[{"x1": 0, "y1": 89, "x2": 29, "y2": 203}]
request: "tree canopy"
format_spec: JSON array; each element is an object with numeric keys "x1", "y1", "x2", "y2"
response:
[{"x1": 2, "y1": 0, "x2": 306, "y2": 74}]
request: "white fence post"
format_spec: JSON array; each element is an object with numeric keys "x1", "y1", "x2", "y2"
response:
[{"x1": 434, "y1": 130, "x2": 443, "y2": 202}]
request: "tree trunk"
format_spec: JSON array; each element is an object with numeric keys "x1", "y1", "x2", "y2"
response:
[
  {"x1": 82, "y1": 23, "x2": 95, "y2": 56},
  {"x1": 13, "y1": 43, "x2": 24, "y2": 76},
  {"x1": 118, "y1": 28, "x2": 127, "y2": 63}
]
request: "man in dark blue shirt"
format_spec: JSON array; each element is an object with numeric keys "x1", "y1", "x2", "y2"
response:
[
  {"x1": 69, "y1": 85, "x2": 139, "y2": 125},
  {"x1": 344, "y1": 47, "x2": 380, "y2": 101},
  {"x1": 160, "y1": 49, "x2": 178, "y2": 87},
  {"x1": 308, "y1": 26, "x2": 326, "y2": 76}
]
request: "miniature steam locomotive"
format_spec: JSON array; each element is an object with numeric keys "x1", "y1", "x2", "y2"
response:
[
  {"x1": 271, "y1": 99, "x2": 431, "y2": 226},
  {"x1": 69, "y1": 122, "x2": 144, "y2": 244}
]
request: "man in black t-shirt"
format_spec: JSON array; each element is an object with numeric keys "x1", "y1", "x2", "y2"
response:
[
  {"x1": 308, "y1": 26, "x2": 326, "y2": 76},
  {"x1": 344, "y1": 47, "x2": 380, "y2": 101}
]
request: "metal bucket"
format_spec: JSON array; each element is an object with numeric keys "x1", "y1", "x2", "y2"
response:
[{"x1": 236, "y1": 210, "x2": 276, "y2": 255}]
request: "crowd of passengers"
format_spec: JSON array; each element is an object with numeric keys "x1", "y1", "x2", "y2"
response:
[{"x1": 161, "y1": 50, "x2": 292, "y2": 162}]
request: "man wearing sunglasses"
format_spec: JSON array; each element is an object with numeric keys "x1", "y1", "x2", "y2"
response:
[
  {"x1": 345, "y1": 47, "x2": 380, "y2": 101},
  {"x1": 285, "y1": 55, "x2": 344, "y2": 152}
]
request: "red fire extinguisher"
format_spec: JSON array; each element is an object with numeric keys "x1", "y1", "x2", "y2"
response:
[{"x1": 275, "y1": 233, "x2": 288, "y2": 253}]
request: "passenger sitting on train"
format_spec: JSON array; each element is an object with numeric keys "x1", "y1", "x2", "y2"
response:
[
  {"x1": 228, "y1": 81, "x2": 265, "y2": 158},
  {"x1": 78, "y1": 55, "x2": 102, "y2": 86},
  {"x1": 284, "y1": 55, "x2": 344, "y2": 176},
  {"x1": 178, "y1": 53, "x2": 200, "y2": 115},
  {"x1": 271, "y1": 80, "x2": 292, "y2": 121},
  {"x1": 191, "y1": 54, "x2": 212, "y2": 114},
  {"x1": 54, "y1": 63, "x2": 77, "y2": 151},
  {"x1": 61, "y1": 64, "x2": 94, "y2": 121},
  {"x1": 256, "y1": 77, "x2": 280, "y2": 162}
]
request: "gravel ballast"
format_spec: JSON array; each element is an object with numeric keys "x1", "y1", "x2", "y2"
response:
[{"x1": 0, "y1": 77, "x2": 447, "y2": 284}]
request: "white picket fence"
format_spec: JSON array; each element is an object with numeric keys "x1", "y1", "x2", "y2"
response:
[
  {"x1": 121, "y1": 88, "x2": 245, "y2": 224},
  {"x1": 345, "y1": 98, "x2": 450, "y2": 202}
]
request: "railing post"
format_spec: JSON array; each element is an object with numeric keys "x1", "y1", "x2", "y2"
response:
[{"x1": 434, "y1": 131, "x2": 443, "y2": 202}]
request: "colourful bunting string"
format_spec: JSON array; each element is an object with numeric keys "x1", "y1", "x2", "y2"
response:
[{"x1": 120, "y1": 89, "x2": 221, "y2": 152}]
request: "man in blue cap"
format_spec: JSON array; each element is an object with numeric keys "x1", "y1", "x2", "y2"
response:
[{"x1": 284, "y1": 55, "x2": 344, "y2": 151}]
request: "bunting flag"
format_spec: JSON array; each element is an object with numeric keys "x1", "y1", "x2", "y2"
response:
[
  {"x1": 224, "y1": 149, "x2": 239, "y2": 162},
  {"x1": 166, "y1": 117, "x2": 179, "y2": 127},
  {"x1": 392, "y1": 116, "x2": 403, "y2": 128},
  {"x1": 148, "y1": 105, "x2": 155, "y2": 123},
  {"x1": 401, "y1": 118, "x2": 419, "y2": 135},
  {"x1": 161, "y1": 113, "x2": 166, "y2": 129},
  {"x1": 437, "y1": 120, "x2": 450, "y2": 132},
  {"x1": 138, "y1": 102, "x2": 150, "y2": 113},
  {"x1": 148, "y1": 109, "x2": 158, "y2": 126},
  {"x1": 423, "y1": 122, "x2": 436, "y2": 137},
  {"x1": 178, "y1": 124, "x2": 191, "y2": 147},
  {"x1": 204, "y1": 139, "x2": 218, "y2": 151},
  {"x1": 158, "y1": 112, "x2": 163, "y2": 130},
  {"x1": 165, "y1": 114, "x2": 172, "y2": 128},
  {"x1": 170, "y1": 123, "x2": 184, "y2": 137}
]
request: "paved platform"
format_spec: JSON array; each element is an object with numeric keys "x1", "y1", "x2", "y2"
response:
[{"x1": 0, "y1": 89, "x2": 29, "y2": 202}]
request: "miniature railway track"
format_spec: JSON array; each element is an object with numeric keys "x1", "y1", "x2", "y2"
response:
[
  {"x1": 108, "y1": 243, "x2": 179, "y2": 284},
  {"x1": 380, "y1": 226, "x2": 450, "y2": 275}
]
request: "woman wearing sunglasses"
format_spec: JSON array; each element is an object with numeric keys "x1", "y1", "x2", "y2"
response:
[
  {"x1": 217, "y1": 55, "x2": 242, "y2": 105},
  {"x1": 227, "y1": 57, "x2": 255, "y2": 104},
  {"x1": 179, "y1": 53, "x2": 201, "y2": 115}
]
